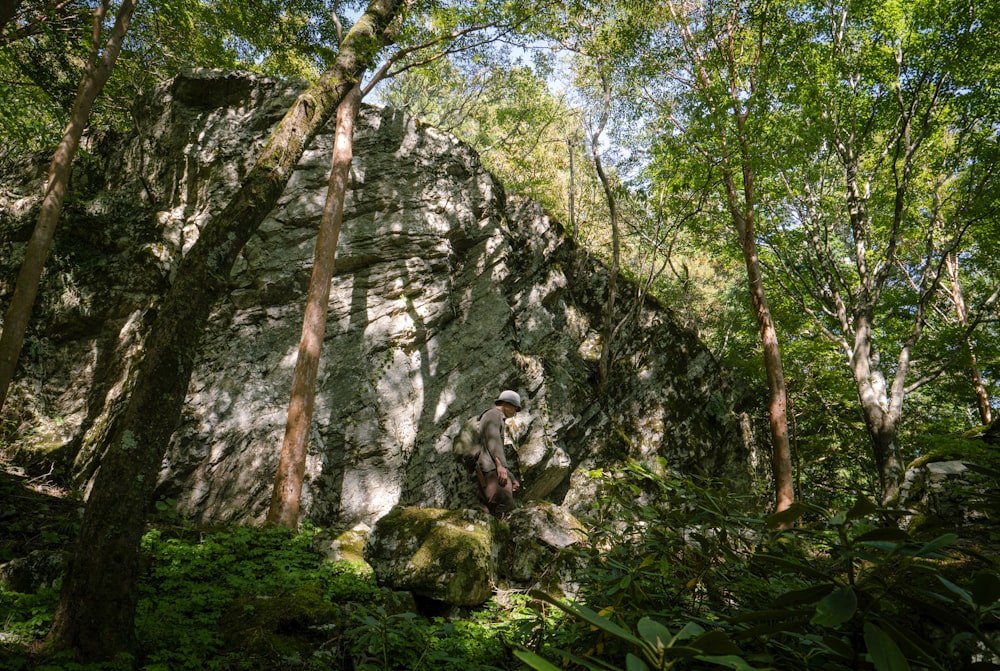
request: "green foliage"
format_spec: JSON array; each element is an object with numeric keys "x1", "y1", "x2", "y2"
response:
[
  {"x1": 339, "y1": 604, "x2": 510, "y2": 671},
  {"x1": 524, "y1": 462, "x2": 768, "y2": 669},
  {"x1": 134, "y1": 523, "x2": 372, "y2": 667},
  {"x1": 0, "y1": 0, "x2": 354, "y2": 159},
  {"x1": 742, "y1": 499, "x2": 1000, "y2": 669},
  {"x1": 521, "y1": 461, "x2": 1000, "y2": 671},
  {"x1": 518, "y1": 591, "x2": 763, "y2": 671},
  {"x1": 373, "y1": 54, "x2": 598, "y2": 228},
  {"x1": 0, "y1": 587, "x2": 59, "y2": 641},
  {"x1": 0, "y1": 521, "x2": 536, "y2": 670}
]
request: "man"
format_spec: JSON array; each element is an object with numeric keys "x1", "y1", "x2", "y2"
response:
[{"x1": 476, "y1": 389, "x2": 522, "y2": 516}]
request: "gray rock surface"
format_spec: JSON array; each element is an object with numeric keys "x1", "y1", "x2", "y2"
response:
[
  {"x1": 504, "y1": 501, "x2": 586, "y2": 585},
  {"x1": 1, "y1": 70, "x2": 756, "y2": 530},
  {"x1": 898, "y1": 459, "x2": 993, "y2": 530}
]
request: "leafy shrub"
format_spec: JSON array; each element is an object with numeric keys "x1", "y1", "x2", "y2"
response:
[
  {"x1": 0, "y1": 587, "x2": 59, "y2": 641},
  {"x1": 735, "y1": 499, "x2": 1000, "y2": 670},
  {"x1": 521, "y1": 460, "x2": 1000, "y2": 671},
  {"x1": 525, "y1": 460, "x2": 766, "y2": 669},
  {"x1": 3, "y1": 520, "x2": 537, "y2": 670}
]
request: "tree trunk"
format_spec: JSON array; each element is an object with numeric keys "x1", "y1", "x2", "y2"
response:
[
  {"x1": 733, "y1": 207, "x2": 795, "y2": 515},
  {"x1": 44, "y1": 0, "x2": 403, "y2": 661},
  {"x1": 946, "y1": 252, "x2": 992, "y2": 425},
  {"x1": 850, "y1": 315, "x2": 904, "y2": 504},
  {"x1": 268, "y1": 84, "x2": 362, "y2": 530},
  {"x1": 592, "y1": 72, "x2": 619, "y2": 392},
  {"x1": 665, "y1": 0, "x2": 795, "y2": 515},
  {"x1": 0, "y1": 0, "x2": 136, "y2": 413},
  {"x1": 567, "y1": 134, "x2": 577, "y2": 239}
]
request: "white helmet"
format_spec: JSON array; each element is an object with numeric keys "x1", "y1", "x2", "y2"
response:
[{"x1": 495, "y1": 390, "x2": 521, "y2": 410}]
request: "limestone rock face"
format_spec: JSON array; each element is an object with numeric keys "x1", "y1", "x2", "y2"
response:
[{"x1": 0, "y1": 70, "x2": 755, "y2": 529}]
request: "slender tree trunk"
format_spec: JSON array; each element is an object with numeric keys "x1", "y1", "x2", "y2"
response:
[
  {"x1": 945, "y1": 252, "x2": 992, "y2": 425},
  {"x1": 666, "y1": 0, "x2": 795, "y2": 515},
  {"x1": 592, "y1": 72, "x2": 619, "y2": 391},
  {"x1": 268, "y1": 84, "x2": 362, "y2": 530},
  {"x1": 732, "y1": 206, "x2": 795, "y2": 514},
  {"x1": 44, "y1": 1, "x2": 402, "y2": 661},
  {"x1": 567, "y1": 134, "x2": 577, "y2": 239},
  {"x1": 0, "y1": 0, "x2": 136, "y2": 413}
]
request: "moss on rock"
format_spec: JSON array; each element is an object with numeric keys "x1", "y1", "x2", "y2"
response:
[{"x1": 364, "y1": 506, "x2": 509, "y2": 606}]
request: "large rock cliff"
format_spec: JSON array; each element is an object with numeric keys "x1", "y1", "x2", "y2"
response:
[{"x1": 0, "y1": 70, "x2": 756, "y2": 528}]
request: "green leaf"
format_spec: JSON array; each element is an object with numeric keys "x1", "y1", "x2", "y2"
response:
[
  {"x1": 811, "y1": 587, "x2": 857, "y2": 628},
  {"x1": 821, "y1": 634, "x2": 856, "y2": 660},
  {"x1": 773, "y1": 584, "x2": 835, "y2": 607},
  {"x1": 514, "y1": 650, "x2": 564, "y2": 671},
  {"x1": 847, "y1": 496, "x2": 879, "y2": 520},
  {"x1": 765, "y1": 501, "x2": 821, "y2": 528},
  {"x1": 730, "y1": 608, "x2": 811, "y2": 624},
  {"x1": 853, "y1": 528, "x2": 910, "y2": 543},
  {"x1": 874, "y1": 618, "x2": 948, "y2": 671},
  {"x1": 672, "y1": 621, "x2": 706, "y2": 643},
  {"x1": 696, "y1": 654, "x2": 770, "y2": 670},
  {"x1": 971, "y1": 571, "x2": 1000, "y2": 606},
  {"x1": 936, "y1": 576, "x2": 973, "y2": 605},
  {"x1": 637, "y1": 617, "x2": 671, "y2": 650},
  {"x1": 529, "y1": 590, "x2": 642, "y2": 647},
  {"x1": 754, "y1": 554, "x2": 831, "y2": 581},
  {"x1": 912, "y1": 534, "x2": 957, "y2": 558},
  {"x1": 662, "y1": 645, "x2": 702, "y2": 660},
  {"x1": 864, "y1": 623, "x2": 911, "y2": 671},
  {"x1": 626, "y1": 653, "x2": 650, "y2": 671}
]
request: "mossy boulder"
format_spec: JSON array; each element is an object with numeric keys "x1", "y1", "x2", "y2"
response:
[
  {"x1": 364, "y1": 506, "x2": 508, "y2": 606},
  {"x1": 311, "y1": 523, "x2": 375, "y2": 578}
]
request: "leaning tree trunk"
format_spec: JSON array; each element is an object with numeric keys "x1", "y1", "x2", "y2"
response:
[
  {"x1": 44, "y1": 0, "x2": 403, "y2": 662},
  {"x1": 0, "y1": 0, "x2": 136, "y2": 413},
  {"x1": 268, "y1": 83, "x2": 363, "y2": 530}
]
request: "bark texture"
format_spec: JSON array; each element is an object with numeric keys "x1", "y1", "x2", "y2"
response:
[{"x1": 268, "y1": 84, "x2": 363, "y2": 529}]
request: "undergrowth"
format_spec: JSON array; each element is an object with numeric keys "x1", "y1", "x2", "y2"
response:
[
  {"x1": 520, "y1": 460, "x2": 1000, "y2": 671},
  {"x1": 1, "y1": 515, "x2": 546, "y2": 670},
  {"x1": 2, "y1": 461, "x2": 999, "y2": 670}
]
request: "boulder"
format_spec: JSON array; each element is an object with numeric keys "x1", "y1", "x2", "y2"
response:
[
  {"x1": 363, "y1": 506, "x2": 508, "y2": 606},
  {"x1": 0, "y1": 549, "x2": 66, "y2": 593},
  {"x1": 898, "y1": 459, "x2": 993, "y2": 531},
  {"x1": 311, "y1": 523, "x2": 374, "y2": 576},
  {"x1": 503, "y1": 501, "x2": 586, "y2": 586}
]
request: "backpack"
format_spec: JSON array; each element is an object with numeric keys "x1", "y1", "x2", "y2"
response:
[{"x1": 452, "y1": 414, "x2": 483, "y2": 473}]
